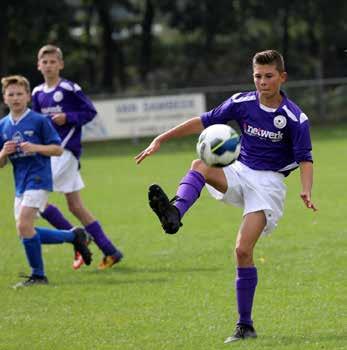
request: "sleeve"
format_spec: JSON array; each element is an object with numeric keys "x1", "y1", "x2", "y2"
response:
[
  {"x1": 41, "y1": 117, "x2": 62, "y2": 145},
  {"x1": 31, "y1": 90, "x2": 41, "y2": 113},
  {"x1": 0, "y1": 120, "x2": 7, "y2": 149},
  {"x1": 289, "y1": 114, "x2": 313, "y2": 163},
  {"x1": 200, "y1": 94, "x2": 243, "y2": 128},
  {"x1": 65, "y1": 89, "x2": 97, "y2": 127}
]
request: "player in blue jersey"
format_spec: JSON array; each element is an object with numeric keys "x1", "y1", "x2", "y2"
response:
[
  {"x1": 135, "y1": 50, "x2": 317, "y2": 343},
  {"x1": 0, "y1": 75, "x2": 92, "y2": 288},
  {"x1": 32, "y1": 45, "x2": 123, "y2": 270}
]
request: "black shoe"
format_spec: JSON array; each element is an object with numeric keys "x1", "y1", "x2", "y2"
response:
[
  {"x1": 148, "y1": 184, "x2": 182, "y2": 234},
  {"x1": 224, "y1": 324, "x2": 257, "y2": 343},
  {"x1": 72, "y1": 228, "x2": 92, "y2": 265},
  {"x1": 13, "y1": 274, "x2": 49, "y2": 289}
]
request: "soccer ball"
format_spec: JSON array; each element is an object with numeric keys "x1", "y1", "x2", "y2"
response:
[{"x1": 196, "y1": 124, "x2": 240, "y2": 167}]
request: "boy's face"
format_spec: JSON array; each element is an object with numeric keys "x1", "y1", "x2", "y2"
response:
[
  {"x1": 3, "y1": 84, "x2": 30, "y2": 115},
  {"x1": 253, "y1": 64, "x2": 287, "y2": 99},
  {"x1": 37, "y1": 52, "x2": 64, "y2": 79}
]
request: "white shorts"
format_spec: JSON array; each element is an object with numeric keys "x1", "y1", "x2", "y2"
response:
[
  {"x1": 206, "y1": 161, "x2": 286, "y2": 236},
  {"x1": 51, "y1": 149, "x2": 84, "y2": 193},
  {"x1": 14, "y1": 190, "x2": 49, "y2": 221}
]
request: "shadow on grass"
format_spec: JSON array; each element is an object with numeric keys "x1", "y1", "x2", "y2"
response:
[
  {"x1": 51, "y1": 265, "x2": 222, "y2": 286},
  {"x1": 86, "y1": 265, "x2": 222, "y2": 274},
  {"x1": 258, "y1": 333, "x2": 347, "y2": 347},
  {"x1": 55, "y1": 277, "x2": 169, "y2": 286}
]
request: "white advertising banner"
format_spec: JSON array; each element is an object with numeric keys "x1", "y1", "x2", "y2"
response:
[{"x1": 82, "y1": 93, "x2": 206, "y2": 141}]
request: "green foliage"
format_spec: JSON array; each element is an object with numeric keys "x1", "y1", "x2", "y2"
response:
[
  {"x1": 0, "y1": 124, "x2": 346, "y2": 349},
  {"x1": 0, "y1": 1, "x2": 346, "y2": 93}
]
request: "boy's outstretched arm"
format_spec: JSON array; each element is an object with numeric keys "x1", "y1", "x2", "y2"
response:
[
  {"x1": 135, "y1": 117, "x2": 204, "y2": 164},
  {"x1": 299, "y1": 161, "x2": 317, "y2": 211}
]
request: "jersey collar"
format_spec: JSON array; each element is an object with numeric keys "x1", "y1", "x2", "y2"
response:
[
  {"x1": 9, "y1": 108, "x2": 31, "y2": 125},
  {"x1": 256, "y1": 90, "x2": 287, "y2": 112},
  {"x1": 43, "y1": 78, "x2": 62, "y2": 93}
]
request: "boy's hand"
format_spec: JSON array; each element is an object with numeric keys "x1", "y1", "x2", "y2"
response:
[
  {"x1": 20, "y1": 142, "x2": 38, "y2": 154},
  {"x1": 135, "y1": 138, "x2": 161, "y2": 164},
  {"x1": 300, "y1": 192, "x2": 317, "y2": 211},
  {"x1": 52, "y1": 113, "x2": 67, "y2": 125},
  {"x1": 1, "y1": 141, "x2": 17, "y2": 155}
]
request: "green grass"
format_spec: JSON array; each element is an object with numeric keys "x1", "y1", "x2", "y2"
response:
[{"x1": 0, "y1": 124, "x2": 346, "y2": 349}]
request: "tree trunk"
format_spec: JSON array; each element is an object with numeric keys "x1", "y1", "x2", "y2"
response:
[
  {"x1": 139, "y1": 0, "x2": 155, "y2": 84},
  {"x1": 96, "y1": 3, "x2": 114, "y2": 91},
  {"x1": 84, "y1": 3, "x2": 97, "y2": 88}
]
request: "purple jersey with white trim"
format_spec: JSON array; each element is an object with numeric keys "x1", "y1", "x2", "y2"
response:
[
  {"x1": 31, "y1": 78, "x2": 97, "y2": 159},
  {"x1": 200, "y1": 91, "x2": 312, "y2": 175}
]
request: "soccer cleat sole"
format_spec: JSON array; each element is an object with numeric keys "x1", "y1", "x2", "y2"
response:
[
  {"x1": 72, "y1": 228, "x2": 93, "y2": 266},
  {"x1": 148, "y1": 184, "x2": 182, "y2": 234},
  {"x1": 148, "y1": 184, "x2": 170, "y2": 216},
  {"x1": 72, "y1": 252, "x2": 85, "y2": 270}
]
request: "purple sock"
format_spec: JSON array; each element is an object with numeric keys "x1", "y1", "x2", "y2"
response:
[
  {"x1": 174, "y1": 170, "x2": 205, "y2": 218},
  {"x1": 41, "y1": 204, "x2": 73, "y2": 230},
  {"x1": 236, "y1": 267, "x2": 258, "y2": 326},
  {"x1": 85, "y1": 221, "x2": 119, "y2": 257}
]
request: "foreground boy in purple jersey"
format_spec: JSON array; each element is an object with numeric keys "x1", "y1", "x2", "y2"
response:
[
  {"x1": 135, "y1": 50, "x2": 317, "y2": 343},
  {"x1": 32, "y1": 45, "x2": 123, "y2": 270},
  {"x1": 0, "y1": 75, "x2": 92, "y2": 288}
]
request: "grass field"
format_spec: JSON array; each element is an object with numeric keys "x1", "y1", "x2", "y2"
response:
[{"x1": 0, "y1": 124, "x2": 346, "y2": 350}]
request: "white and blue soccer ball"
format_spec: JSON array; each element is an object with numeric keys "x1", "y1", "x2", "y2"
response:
[{"x1": 196, "y1": 124, "x2": 241, "y2": 167}]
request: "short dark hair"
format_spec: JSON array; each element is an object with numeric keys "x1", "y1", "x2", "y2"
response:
[{"x1": 252, "y1": 50, "x2": 285, "y2": 72}]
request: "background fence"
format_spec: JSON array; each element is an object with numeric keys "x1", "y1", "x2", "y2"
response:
[
  {"x1": 1, "y1": 78, "x2": 346, "y2": 139},
  {"x1": 92, "y1": 77, "x2": 347, "y2": 128}
]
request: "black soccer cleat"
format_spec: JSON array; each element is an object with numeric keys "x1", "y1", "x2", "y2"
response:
[
  {"x1": 148, "y1": 184, "x2": 182, "y2": 234},
  {"x1": 72, "y1": 227, "x2": 92, "y2": 265},
  {"x1": 13, "y1": 274, "x2": 49, "y2": 289},
  {"x1": 224, "y1": 324, "x2": 257, "y2": 343}
]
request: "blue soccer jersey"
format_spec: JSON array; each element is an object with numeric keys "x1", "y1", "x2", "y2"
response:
[
  {"x1": 200, "y1": 91, "x2": 313, "y2": 175},
  {"x1": 0, "y1": 109, "x2": 61, "y2": 196},
  {"x1": 31, "y1": 79, "x2": 96, "y2": 160}
]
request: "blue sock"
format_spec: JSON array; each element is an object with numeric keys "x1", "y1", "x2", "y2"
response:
[
  {"x1": 22, "y1": 234, "x2": 45, "y2": 277},
  {"x1": 35, "y1": 227, "x2": 75, "y2": 244}
]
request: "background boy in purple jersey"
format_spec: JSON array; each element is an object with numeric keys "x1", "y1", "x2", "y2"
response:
[
  {"x1": 31, "y1": 45, "x2": 123, "y2": 270},
  {"x1": 135, "y1": 50, "x2": 317, "y2": 343},
  {"x1": 0, "y1": 75, "x2": 92, "y2": 288}
]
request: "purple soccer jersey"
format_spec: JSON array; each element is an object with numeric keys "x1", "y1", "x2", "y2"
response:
[
  {"x1": 201, "y1": 91, "x2": 313, "y2": 175},
  {"x1": 31, "y1": 79, "x2": 97, "y2": 159}
]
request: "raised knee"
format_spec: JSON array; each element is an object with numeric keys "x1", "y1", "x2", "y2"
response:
[{"x1": 191, "y1": 159, "x2": 207, "y2": 171}]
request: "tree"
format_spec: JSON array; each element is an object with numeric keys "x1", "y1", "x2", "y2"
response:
[{"x1": 139, "y1": 0, "x2": 155, "y2": 84}]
